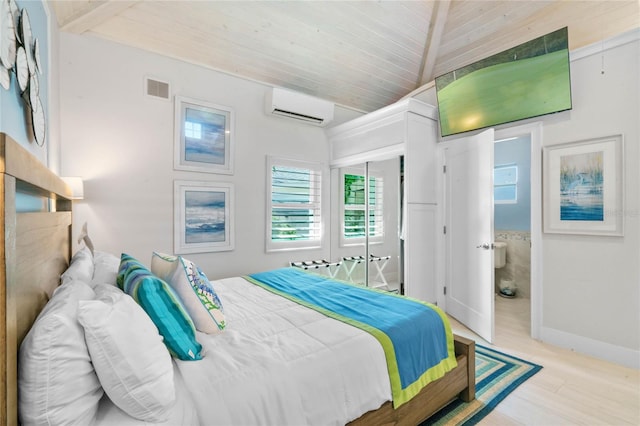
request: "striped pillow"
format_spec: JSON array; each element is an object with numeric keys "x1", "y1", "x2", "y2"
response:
[
  {"x1": 117, "y1": 253, "x2": 202, "y2": 361},
  {"x1": 117, "y1": 253, "x2": 147, "y2": 291}
]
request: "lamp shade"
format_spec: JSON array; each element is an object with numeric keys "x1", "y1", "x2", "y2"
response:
[{"x1": 62, "y1": 177, "x2": 84, "y2": 200}]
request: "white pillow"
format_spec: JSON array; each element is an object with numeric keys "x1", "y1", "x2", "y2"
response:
[
  {"x1": 93, "y1": 364, "x2": 200, "y2": 426},
  {"x1": 151, "y1": 252, "x2": 226, "y2": 334},
  {"x1": 90, "y1": 251, "x2": 120, "y2": 287},
  {"x1": 61, "y1": 246, "x2": 94, "y2": 285},
  {"x1": 19, "y1": 280, "x2": 103, "y2": 426},
  {"x1": 77, "y1": 284, "x2": 176, "y2": 422}
]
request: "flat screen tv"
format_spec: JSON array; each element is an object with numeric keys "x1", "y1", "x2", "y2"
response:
[{"x1": 435, "y1": 27, "x2": 572, "y2": 137}]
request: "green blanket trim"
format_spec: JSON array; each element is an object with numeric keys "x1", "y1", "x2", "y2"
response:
[{"x1": 243, "y1": 275, "x2": 457, "y2": 408}]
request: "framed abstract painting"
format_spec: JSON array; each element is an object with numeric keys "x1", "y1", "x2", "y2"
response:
[
  {"x1": 543, "y1": 135, "x2": 623, "y2": 236},
  {"x1": 174, "y1": 180, "x2": 234, "y2": 253},
  {"x1": 174, "y1": 96, "x2": 234, "y2": 174}
]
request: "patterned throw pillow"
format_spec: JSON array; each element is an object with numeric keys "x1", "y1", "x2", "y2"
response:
[
  {"x1": 151, "y1": 252, "x2": 226, "y2": 334},
  {"x1": 117, "y1": 253, "x2": 202, "y2": 361}
]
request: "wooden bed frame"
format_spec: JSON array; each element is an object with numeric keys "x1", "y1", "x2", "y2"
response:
[
  {"x1": 0, "y1": 132, "x2": 475, "y2": 426},
  {"x1": 350, "y1": 334, "x2": 475, "y2": 425},
  {"x1": 0, "y1": 133, "x2": 74, "y2": 426}
]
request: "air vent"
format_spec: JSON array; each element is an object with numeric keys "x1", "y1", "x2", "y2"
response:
[
  {"x1": 272, "y1": 109, "x2": 325, "y2": 125},
  {"x1": 145, "y1": 77, "x2": 170, "y2": 99}
]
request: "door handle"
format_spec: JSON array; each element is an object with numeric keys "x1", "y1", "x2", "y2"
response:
[{"x1": 476, "y1": 243, "x2": 491, "y2": 250}]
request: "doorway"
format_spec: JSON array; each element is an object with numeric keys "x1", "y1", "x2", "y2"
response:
[
  {"x1": 440, "y1": 122, "x2": 542, "y2": 342},
  {"x1": 494, "y1": 123, "x2": 542, "y2": 341},
  {"x1": 493, "y1": 134, "x2": 532, "y2": 338}
]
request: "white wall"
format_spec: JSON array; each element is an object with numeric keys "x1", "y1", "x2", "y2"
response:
[
  {"x1": 540, "y1": 34, "x2": 639, "y2": 366},
  {"x1": 59, "y1": 33, "x2": 362, "y2": 279},
  {"x1": 415, "y1": 31, "x2": 640, "y2": 367}
]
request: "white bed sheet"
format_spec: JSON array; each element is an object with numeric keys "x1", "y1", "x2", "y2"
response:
[
  {"x1": 95, "y1": 274, "x2": 391, "y2": 426},
  {"x1": 176, "y1": 275, "x2": 391, "y2": 426}
]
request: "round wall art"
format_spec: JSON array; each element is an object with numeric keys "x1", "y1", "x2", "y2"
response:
[{"x1": 0, "y1": 0, "x2": 46, "y2": 146}]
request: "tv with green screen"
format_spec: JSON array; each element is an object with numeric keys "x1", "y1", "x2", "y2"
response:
[{"x1": 435, "y1": 27, "x2": 572, "y2": 137}]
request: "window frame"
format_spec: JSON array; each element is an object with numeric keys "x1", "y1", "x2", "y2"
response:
[
  {"x1": 494, "y1": 164, "x2": 518, "y2": 204},
  {"x1": 266, "y1": 156, "x2": 323, "y2": 252}
]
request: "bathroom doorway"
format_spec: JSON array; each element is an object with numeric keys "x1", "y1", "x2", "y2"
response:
[
  {"x1": 440, "y1": 122, "x2": 542, "y2": 342},
  {"x1": 493, "y1": 122, "x2": 543, "y2": 341},
  {"x1": 494, "y1": 135, "x2": 532, "y2": 335}
]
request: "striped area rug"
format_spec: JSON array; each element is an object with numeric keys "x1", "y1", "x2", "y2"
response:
[{"x1": 422, "y1": 345, "x2": 542, "y2": 425}]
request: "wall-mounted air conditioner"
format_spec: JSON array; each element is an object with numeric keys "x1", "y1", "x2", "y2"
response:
[{"x1": 266, "y1": 87, "x2": 334, "y2": 126}]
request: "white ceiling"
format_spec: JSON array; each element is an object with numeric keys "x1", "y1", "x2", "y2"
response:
[{"x1": 49, "y1": 0, "x2": 639, "y2": 112}]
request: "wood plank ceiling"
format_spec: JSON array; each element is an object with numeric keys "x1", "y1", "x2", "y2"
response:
[{"x1": 49, "y1": 0, "x2": 639, "y2": 113}]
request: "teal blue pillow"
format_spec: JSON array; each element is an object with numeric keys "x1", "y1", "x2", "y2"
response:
[
  {"x1": 118, "y1": 254, "x2": 202, "y2": 361},
  {"x1": 117, "y1": 253, "x2": 146, "y2": 291}
]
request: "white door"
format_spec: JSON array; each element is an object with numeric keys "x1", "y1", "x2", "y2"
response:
[{"x1": 443, "y1": 129, "x2": 495, "y2": 343}]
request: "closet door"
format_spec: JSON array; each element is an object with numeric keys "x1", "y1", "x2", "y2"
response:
[
  {"x1": 331, "y1": 159, "x2": 401, "y2": 290},
  {"x1": 404, "y1": 203, "x2": 437, "y2": 301},
  {"x1": 366, "y1": 158, "x2": 401, "y2": 291},
  {"x1": 403, "y1": 112, "x2": 439, "y2": 302}
]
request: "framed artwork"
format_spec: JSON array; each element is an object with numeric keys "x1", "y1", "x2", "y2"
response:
[
  {"x1": 543, "y1": 135, "x2": 623, "y2": 236},
  {"x1": 174, "y1": 96, "x2": 234, "y2": 174},
  {"x1": 174, "y1": 180, "x2": 234, "y2": 254}
]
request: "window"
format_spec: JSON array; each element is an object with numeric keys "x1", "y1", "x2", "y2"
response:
[
  {"x1": 184, "y1": 121, "x2": 202, "y2": 139},
  {"x1": 494, "y1": 164, "x2": 518, "y2": 204},
  {"x1": 267, "y1": 157, "x2": 322, "y2": 251},
  {"x1": 341, "y1": 169, "x2": 383, "y2": 246}
]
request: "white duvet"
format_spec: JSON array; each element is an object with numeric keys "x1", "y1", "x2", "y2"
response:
[{"x1": 96, "y1": 275, "x2": 391, "y2": 425}]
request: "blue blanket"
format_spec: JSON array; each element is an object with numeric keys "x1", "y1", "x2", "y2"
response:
[{"x1": 246, "y1": 268, "x2": 457, "y2": 407}]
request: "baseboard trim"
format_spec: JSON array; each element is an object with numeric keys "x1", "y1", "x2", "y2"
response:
[{"x1": 540, "y1": 326, "x2": 639, "y2": 369}]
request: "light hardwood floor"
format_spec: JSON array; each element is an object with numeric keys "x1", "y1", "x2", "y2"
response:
[{"x1": 448, "y1": 296, "x2": 640, "y2": 425}]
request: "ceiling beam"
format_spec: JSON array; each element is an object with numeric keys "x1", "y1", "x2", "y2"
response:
[
  {"x1": 60, "y1": 0, "x2": 140, "y2": 34},
  {"x1": 416, "y1": 0, "x2": 450, "y2": 87}
]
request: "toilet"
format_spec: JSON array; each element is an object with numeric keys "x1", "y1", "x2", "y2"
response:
[
  {"x1": 494, "y1": 242, "x2": 517, "y2": 297},
  {"x1": 494, "y1": 241, "x2": 507, "y2": 269}
]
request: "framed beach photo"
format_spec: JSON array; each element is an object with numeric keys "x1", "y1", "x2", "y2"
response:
[
  {"x1": 174, "y1": 96, "x2": 234, "y2": 174},
  {"x1": 174, "y1": 180, "x2": 234, "y2": 253},
  {"x1": 543, "y1": 135, "x2": 623, "y2": 236}
]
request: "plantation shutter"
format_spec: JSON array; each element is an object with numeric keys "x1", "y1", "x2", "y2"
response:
[
  {"x1": 369, "y1": 175, "x2": 384, "y2": 237},
  {"x1": 343, "y1": 173, "x2": 384, "y2": 240},
  {"x1": 267, "y1": 157, "x2": 322, "y2": 251}
]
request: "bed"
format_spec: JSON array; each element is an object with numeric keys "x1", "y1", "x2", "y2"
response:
[{"x1": 0, "y1": 132, "x2": 475, "y2": 426}]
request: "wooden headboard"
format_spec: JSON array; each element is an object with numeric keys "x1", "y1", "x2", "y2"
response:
[{"x1": 0, "y1": 133, "x2": 74, "y2": 425}]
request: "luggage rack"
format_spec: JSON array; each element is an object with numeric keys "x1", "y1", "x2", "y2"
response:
[
  {"x1": 341, "y1": 254, "x2": 391, "y2": 286},
  {"x1": 290, "y1": 259, "x2": 342, "y2": 279}
]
